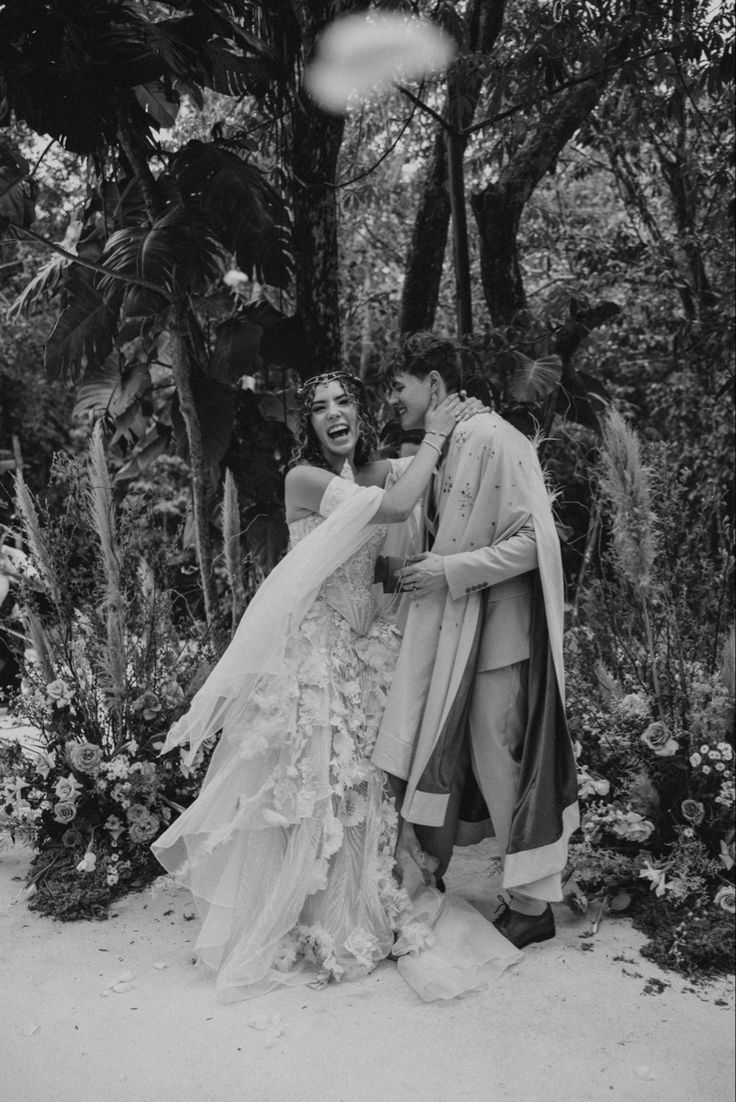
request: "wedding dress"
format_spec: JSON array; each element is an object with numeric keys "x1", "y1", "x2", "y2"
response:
[{"x1": 153, "y1": 470, "x2": 520, "y2": 1002}]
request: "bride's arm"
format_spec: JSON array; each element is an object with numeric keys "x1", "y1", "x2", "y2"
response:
[
  {"x1": 371, "y1": 397, "x2": 461, "y2": 523},
  {"x1": 285, "y1": 396, "x2": 463, "y2": 523}
]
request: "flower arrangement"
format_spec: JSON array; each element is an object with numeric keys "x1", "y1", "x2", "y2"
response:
[
  {"x1": 564, "y1": 410, "x2": 735, "y2": 976},
  {"x1": 0, "y1": 428, "x2": 216, "y2": 919}
]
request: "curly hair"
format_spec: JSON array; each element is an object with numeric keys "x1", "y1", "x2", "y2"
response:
[
  {"x1": 381, "y1": 331, "x2": 463, "y2": 392},
  {"x1": 289, "y1": 375, "x2": 378, "y2": 471}
]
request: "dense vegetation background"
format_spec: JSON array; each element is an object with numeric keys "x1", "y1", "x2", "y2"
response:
[
  {"x1": 1, "y1": 0, "x2": 732, "y2": 610},
  {"x1": 0, "y1": 1, "x2": 733, "y2": 968}
]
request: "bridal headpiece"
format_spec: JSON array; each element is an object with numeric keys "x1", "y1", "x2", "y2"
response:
[{"x1": 296, "y1": 370, "x2": 363, "y2": 402}]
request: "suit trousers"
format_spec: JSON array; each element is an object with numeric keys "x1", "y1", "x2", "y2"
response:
[{"x1": 415, "y1": 660, "x2": 562, "y2": 903}]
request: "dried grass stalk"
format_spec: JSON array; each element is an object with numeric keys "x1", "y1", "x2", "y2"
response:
[
  {"x1": 14, "y1": 472, "x2": 61, "y2": 608},
  {"x1": 87, "y1": 423, "x2": 126, "y2": 727},
  {"x1": 222, "y1": 469, "x2": 245, "y2": 631},
  {"x1": 598, "y1": 408, "x2": 662, "y2": 712},
  {"x1": 23, "y1": 609, "x2": 56, "y2": 685},
  {"x1": 722, "y1": 624, "x2": 735, "y2": 699}
]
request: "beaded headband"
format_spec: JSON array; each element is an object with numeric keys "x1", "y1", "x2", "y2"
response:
[{"x1": 296, "y1": 370, "x2": 363, "y2": 401}]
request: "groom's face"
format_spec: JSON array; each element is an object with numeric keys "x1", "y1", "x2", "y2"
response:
[{"x1": 387, "y1": 371, "x2": 432, "y2": 432}]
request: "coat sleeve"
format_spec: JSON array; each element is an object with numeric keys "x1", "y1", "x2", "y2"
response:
[{"x1": 441, "y1": 520, "x2": 538, "y2": 600}]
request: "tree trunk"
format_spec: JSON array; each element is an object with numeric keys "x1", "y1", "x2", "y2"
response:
[
  {"x1": 472, "y1": 73, "x2": 615, "y2": 327},
  {"x1": 470, "y1": 183, "x2": 526, "y2": 328},
  {"x1": 400, "y1": 126, "x2": 451, "y2": 334},
  {"x1": 291, "y1": 101, "x2": 345, "y2": 374},
  {"x1": 399, "y1": 0, "x2": 507, "y2": 335},
  {"x1": 289, "y1": 0, "x2": 371, "y2": 373}
]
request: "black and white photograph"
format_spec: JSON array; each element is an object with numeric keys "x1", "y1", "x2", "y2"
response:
[{"x1": 0, "y1": 2, "x2": 733, "y2": 1099}]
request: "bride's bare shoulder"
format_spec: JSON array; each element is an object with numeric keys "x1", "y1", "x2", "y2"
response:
[
  {"x1": 285, "y1": 464, "x2": 335, "y2": 521},
  {"x1": 354, "y1": 459, "x2": 390, "y2": 488}
]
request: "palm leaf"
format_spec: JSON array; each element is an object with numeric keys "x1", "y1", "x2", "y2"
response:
[
  {"x1": 172, "y1": 140, "x2": 292, "y2": 288},
  {"x1": 8, "y1": 254, "x2": 71, "y2": 318},
  {"x1": 73, "y1": 354, "x2": 152, "y2": 423},
  {"x1": 99, "y1": 206, "x2": 221, "y2": 310},
  {"x1": 205, "y1": 39, "x2": 274, "y2": 96},
  {"x1": 45, "y1": 272, "x2": 118, "y2": 381}
]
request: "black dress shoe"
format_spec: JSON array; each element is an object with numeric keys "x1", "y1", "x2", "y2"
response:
[{"x1": 493, "y1": 900, "x2": 555, "y2": 948}]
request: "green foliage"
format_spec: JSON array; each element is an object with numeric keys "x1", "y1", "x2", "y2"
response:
[
  {"x1": 0, "y1": 439, "x2": 219, "y2": 918},
  {"x1": 0, "y1": 321, "x2": 81, "y2": 532},
  {"x1": 562, "y1": 412, "x2": 735, "y2": 976},
  {"x1": 635, "y1": 896, "x2": 736, "y2": 979},
  {"x1": 172, "y1": 140, "x2": 292, "y2": 288},
  {"x1": 0, "y1": 143, "x2": 34, "y2": 230},
  {"x1": 0, "y1": 0, "x2": 289, "y2": 154}
]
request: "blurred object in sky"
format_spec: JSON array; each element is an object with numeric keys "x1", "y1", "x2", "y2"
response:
[{"x1": 304, "y1": 13, "x2": 456, "y2": 115}]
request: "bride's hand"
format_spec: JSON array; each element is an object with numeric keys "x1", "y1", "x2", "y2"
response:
[
  {"x1": 423, "y1": 393, "x2": 464, "y2": 439},
  {"x1": 456, "y1": 392, "x2": 490, "y2": 421}
]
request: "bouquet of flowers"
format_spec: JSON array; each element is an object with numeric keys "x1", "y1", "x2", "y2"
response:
[
  {"x1": 563, "y1": 410, "x2": 735, "y2": 976},
  {"x1": 0, "y1": 428, "x2": 216, "y2": 918}
]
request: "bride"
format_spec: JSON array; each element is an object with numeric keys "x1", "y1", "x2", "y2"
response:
[{"x1": 153, "y1": 370, "x2": 520, "y2": 1001}]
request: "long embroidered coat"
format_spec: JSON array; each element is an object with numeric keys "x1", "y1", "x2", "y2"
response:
[{"x1": 372, "y1": 412, "x2": 579, "y2": 892}]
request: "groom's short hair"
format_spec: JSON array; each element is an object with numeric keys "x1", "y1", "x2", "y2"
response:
[{"x1": 382, "y1": 331, "x2": 462, "y2": 392}]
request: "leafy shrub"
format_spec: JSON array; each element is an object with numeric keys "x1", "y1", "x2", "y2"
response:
[{"x1": 563, "y1": 410, "x2": 734, "y2": 977}]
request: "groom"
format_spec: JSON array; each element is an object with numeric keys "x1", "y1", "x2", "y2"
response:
[{"x1": 372, "y1": 331, "x2": 579, "y2": 949}]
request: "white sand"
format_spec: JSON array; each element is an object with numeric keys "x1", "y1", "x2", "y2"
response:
[{"x1": 1, "y1": 838, "x2": 733, "y2": 1102}]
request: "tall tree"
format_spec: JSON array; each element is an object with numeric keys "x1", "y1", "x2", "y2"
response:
[{"x1": 399, "y1": 0, "x2": 732, "y2": 344}]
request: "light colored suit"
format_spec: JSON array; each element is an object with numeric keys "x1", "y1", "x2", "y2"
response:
[
  {"x1": 373, "y1": 413, "x2": 578, "y2": 900},
  {"x1": 418, "y1": 498, "x2": 555, "y2": 894}
]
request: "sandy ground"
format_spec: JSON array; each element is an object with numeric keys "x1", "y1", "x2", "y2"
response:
[{"x1": 1, "y1": 836, "x2": 733, "y2": 1102}]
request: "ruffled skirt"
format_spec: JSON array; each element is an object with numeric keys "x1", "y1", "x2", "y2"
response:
[{"x1": 153, "y1": 596, "x2": 521, "y2": 1001}]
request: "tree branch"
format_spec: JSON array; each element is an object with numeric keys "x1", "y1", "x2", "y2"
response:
[
  {"x1": 396, "y1": 84, "x2": 452, "y2": 133},
  {"x1": 464, "y1": 46, "x2": 678, "y2": 137}
]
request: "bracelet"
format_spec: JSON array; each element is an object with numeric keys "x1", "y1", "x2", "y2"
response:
[
  {"x1": 424, "y1": 430, "x2": 447, "y2": 438},
  {"x1": 421, "y1": 438, "x2": 443, "y2": 457}
]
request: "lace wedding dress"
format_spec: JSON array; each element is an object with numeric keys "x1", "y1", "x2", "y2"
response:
[{"x1": 153, "y1": 473, "x2": 521, "y2": 1002}]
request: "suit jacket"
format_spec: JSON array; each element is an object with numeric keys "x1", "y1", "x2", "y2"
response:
[{"x1": 442, "y1": 520, "x2": 535, "y2": 671}]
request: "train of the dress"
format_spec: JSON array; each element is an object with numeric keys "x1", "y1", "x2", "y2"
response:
[{"x1": 389, "y1": 833, "x2": 522, "y2": 1001}]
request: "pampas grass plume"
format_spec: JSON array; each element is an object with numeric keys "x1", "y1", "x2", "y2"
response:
[
  {"x1": 222, "y1": 469, "x2": 245, "y2": 630},
  {"x1": 599, "y1": 408, "x2": 658, "y2": 594},
  {"x1": 722, "y1": 624, "x2": 735, "y2": 699},
  {"x1": 87, "y1": 422, "x2": 126, "y2": 724},
  {"x1": 24, "y1": 608, "x2": 56, "y2": 684},
  {"x1": 14, "y1": 472, "x2": 61, "y2": 608}
]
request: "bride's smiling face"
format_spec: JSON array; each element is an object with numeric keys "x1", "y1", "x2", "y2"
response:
[{"x1": 309, "y1": 380, "x2": 359, "y2": 466}]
